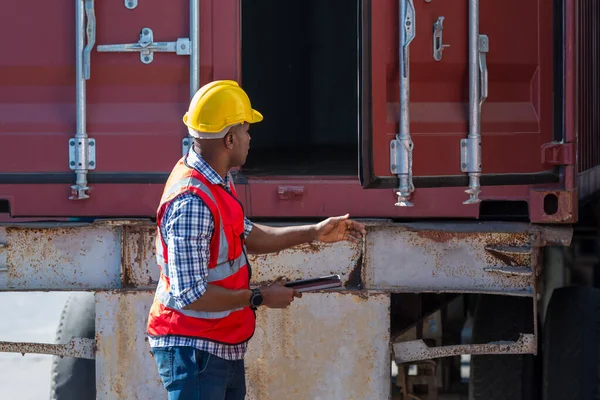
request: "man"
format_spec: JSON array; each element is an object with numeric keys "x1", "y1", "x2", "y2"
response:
[{"x1": 146, "y1": 80, "x2": 366, "y2": 400}]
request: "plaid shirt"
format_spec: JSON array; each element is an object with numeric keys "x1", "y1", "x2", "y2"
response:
[{"x1": 148, "y1": 147, "x2": 253, "y2": 361}]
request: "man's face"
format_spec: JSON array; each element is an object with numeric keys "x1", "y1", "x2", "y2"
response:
[{"x1": 227, "y1": 123, "x2": 251, "y2": 166}]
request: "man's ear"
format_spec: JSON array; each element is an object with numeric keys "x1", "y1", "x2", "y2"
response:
[{"x1": 224, "y1": 132, "x2": 234, "y2": 149}]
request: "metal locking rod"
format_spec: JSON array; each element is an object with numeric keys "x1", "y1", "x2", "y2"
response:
[
  {"x1": 70, "y1": 0, "x2": 97, "y2": 200},
  {"x1": 97, "y1": 28, "x2": 191, "y2": 65},
  {"x1": 390, "y1": 0, "x2": 416, "y2": 207},
  {"x1": 460, "y1": 0, "x2": 488, "y2": 205},
  {"x1": 182, "y1": 0, "x2": 201, "y2": 156}
]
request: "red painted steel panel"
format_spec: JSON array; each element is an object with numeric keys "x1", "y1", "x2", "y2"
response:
[
  {"x1": 0, "y1": 0, "x2": 241, "y2": 217},
  {"x1": 0, "y1": 0, "x2": 239, "y2": 173},
  {"x1": 0, "y1": 183, "x2": 248, "y2": 219},
  {"x1": 369, "y1": 0, "x2": 554, "y2": 177},
  {"x1": 0, "y1": 0, "x2": 590, "y2": 222}
]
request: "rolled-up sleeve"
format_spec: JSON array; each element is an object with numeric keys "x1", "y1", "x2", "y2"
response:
[
  {"x1": 243, "y1": 217, "x2": 253, "y2": 238},
  {"x1": 162, "y1": 193, "x2": 214, "y2": 309}
]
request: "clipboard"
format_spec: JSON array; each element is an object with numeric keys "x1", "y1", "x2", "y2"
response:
[{"x1": 284, "y1": 274, "x2": 342, "y2": 292}]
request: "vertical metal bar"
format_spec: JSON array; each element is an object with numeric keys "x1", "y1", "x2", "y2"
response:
[
  {"x1": 183, "y1": 0, "x2": 200, "y2": 156},
  {"x1": 76, "y1": 0, "x2": 86, "y2": 137},
  {"x1": 460, "y1": 0, "x2": 485, "y2": 204},
  {"x1": 391, "y1": 0, "x2": 415, "y2": 207},
  {"x1": 70, "y1": 0, "x2": 93, "y2": 200},
  {"x1": 468, "y1": 0, "x2": 480, "y2": 147},
  {"x1": 190, "y1": 0, "x2": 200, "y2": 95}
]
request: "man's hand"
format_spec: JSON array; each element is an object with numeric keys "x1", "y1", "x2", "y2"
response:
[
  {"x1": 260, "y1": 278, "x2": 302, "y2": 309},
  {"x1": 314, "y1": 214, "x2": 367, "y2": 244}
]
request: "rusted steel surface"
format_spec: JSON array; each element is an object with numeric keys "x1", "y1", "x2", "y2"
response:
[
  {"x1": 247, "y1": 240, "x2": 363, "y2": 288},
  {"x1": 393, "y1": 334, "x2": 536, "y2": 364},
  {"x1": 95, "y1": 291, "x2": 163, "y2": 400},
  {"x1": 95, "y1": 291, "x2": 391, "y2": 400},
  {"x1": 0, "y1": 220, "x2": 571, "y2": 294},
  {"x1": 364, "y1": 222, "x2": 572, "y2": 294},
  {"x1": 121, "y1": 224, "x2": 159, "y2": 288},
  {"x1": 529, "y1": 189, "x2": 578, "y2": 224},
  {"x1": 245, "y1": 292, "x2": 390, "y2": 400},
  {"x1": 0, "y1": 224, "x2": 122, "y2": 291},
  {"x1": 0, "y1": 338, "x2": 94, "y2": 359}
]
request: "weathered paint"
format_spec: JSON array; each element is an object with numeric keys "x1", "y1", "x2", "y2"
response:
[
  {"x1": 245, "y1": 292, "x2": 390, "y2": 400},
  {"x1": 247, "y1": 241, "x2": 363, "y2": 288},
  {"x1": 364, "y1": 222, "x2": 571, "y2": 294},
  {"x1": 0, "y1": 221, "x2": 572, "y2": 295},
  {"x1": 393, "y1": 334, "x2": 536, "y2": 364},
  {"x1": 0, "y1": 224, "x2": 121, "y2": 290},
  {"x1": 95, "y1": 291, "x2": 162, "y2": 400},
  {"x1": 120, "y1": 225, "x2": 159, "y2": 288},
  {"x1": 0, "y1": 338, "x2": 94, "y2": 359},
  {"x1": 95, "y1": 291, "x2": 391, "y2": 400},
  {"x1": 529, "y1": 189, "x2": 578, "y2": 224}
]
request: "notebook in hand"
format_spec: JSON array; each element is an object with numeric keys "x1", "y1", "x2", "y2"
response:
[{"x1": 284, "y1": 274, "x2": 342, "y2": 292}]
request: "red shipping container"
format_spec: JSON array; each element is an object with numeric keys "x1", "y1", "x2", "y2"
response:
[{"x1": 0, "y1": 0, "x2": 596, "y2": 222}]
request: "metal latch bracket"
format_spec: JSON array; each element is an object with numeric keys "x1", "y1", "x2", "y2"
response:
[
  {"x1": 541, "y1": 142, "x2": 575, "y2": 167},
  {"x1": 69, "y1": 138, "x2": 96, "y2": 172},
  {"x1": 97, "y1": 28, "x2": 191, "y2": 64},
  {"x1": 460, "y1": 137, "x2": 481, "y2": 173},
  {"x1": 69, "y1": 138, "x2": 96, "y2": 200},
  {"x1": 433, "y1": 16, "x2": 450, "y2": 61}
]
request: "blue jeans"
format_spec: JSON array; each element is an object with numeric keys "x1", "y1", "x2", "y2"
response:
[{"x1": 152, "y1": 346, "x2": 246, "y2": 400}]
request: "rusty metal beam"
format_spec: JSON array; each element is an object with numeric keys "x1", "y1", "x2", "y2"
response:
[
  {"x1": 364, "y1": 222, "x2": 571, "y2": 294},
  {"x1": 0, "y1": 220, "x2": 572, "y2": 294},
  {"x1": 393, "y1": 334, "x2": 536, "y2": 363},
  {"x1": 0, "y1": 338, "x2": 95, "y2": 359}
]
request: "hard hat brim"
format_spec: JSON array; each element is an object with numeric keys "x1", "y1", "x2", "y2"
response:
[
  {"x1": 249, "y1": 109, "x2": 263, "y2": 124},
  {"x1": 188, "y1": 108, "x2": 263, "y2": 139}
]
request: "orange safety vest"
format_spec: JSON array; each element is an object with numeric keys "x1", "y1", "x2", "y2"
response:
[{"x1": 146, "y1": 156, "x2": 255, "y2": 345}]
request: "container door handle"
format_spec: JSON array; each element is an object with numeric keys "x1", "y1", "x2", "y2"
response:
[
  {"x1": 478, "y1": 34, "x2": 489, "y2": 105},
  {"x1": 432, "y1": 16, "x2": 450, "y2": 61},
  {"x1": 83, "y1": 0, "x2": 96, "y2": 80}
]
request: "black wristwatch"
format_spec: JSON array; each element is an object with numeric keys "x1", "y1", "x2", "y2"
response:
[{"x1": 249, "y1": 288, "x2": 263, "y2": 309}]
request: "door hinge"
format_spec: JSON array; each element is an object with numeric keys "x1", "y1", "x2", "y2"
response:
[{"x1": 541, "y1": 142, "x2": 575, "y2": 167}]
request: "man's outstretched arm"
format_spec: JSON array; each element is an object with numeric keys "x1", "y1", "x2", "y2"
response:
[
  {"x1": 245, "y1": 214, "x2": 366, "y2": 255},
  {"x1": 164, "y1": 195, "x2": 298, "y2": 313}
]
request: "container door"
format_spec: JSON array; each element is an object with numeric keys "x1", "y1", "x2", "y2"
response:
[
  {"x1": 0, "y1": 0, "x2": 242, "y2": 218},
  {"x1": 361, "y1": 0, "x2": 555, "y2": 206}
]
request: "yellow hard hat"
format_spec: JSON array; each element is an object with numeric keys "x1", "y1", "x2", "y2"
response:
[{"x1": 183, "y1": 80, "x2": 263, "y2": 139}]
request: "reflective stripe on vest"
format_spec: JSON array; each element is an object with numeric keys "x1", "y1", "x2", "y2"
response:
[
  {"x1": 154, "y1": 274, "x2": 244, "y2": 319},
  {"x1": 156, "y1": 176, "x2": 230, "y2": 268}
]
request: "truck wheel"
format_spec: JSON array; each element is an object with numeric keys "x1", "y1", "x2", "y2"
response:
[
  {"x1": 543, "y1": 286, "x2": 600, "y2": 400},
  {"x1": 469, "y1": 294, "x2": 539, "y2": 400},
  {"x1": 49, "y1": 292, "x2": 96, "y2": 400}
]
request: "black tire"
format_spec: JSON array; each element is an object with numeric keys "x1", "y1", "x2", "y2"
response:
[
  {"x1": 49, "y1": 292, "x2": 96, "y2": 400},
  {"x1": 543, "y1": 286, "x2": 600, "y2": 400},
  {"x1": 469, "y1": 294, "x2": 539, "y2": 400}
]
